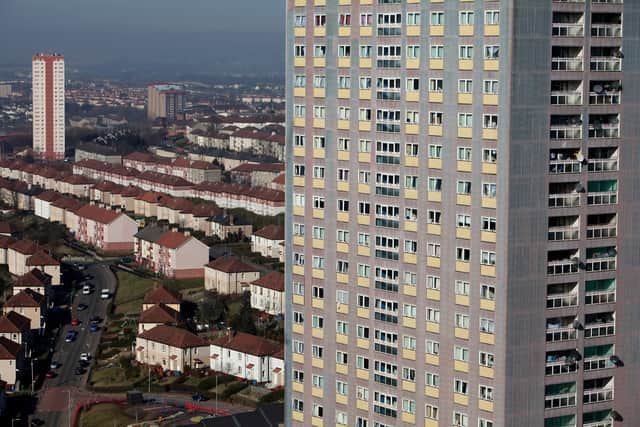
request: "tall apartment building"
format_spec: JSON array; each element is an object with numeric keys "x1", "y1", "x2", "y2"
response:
[
  {"x1": 285, "y1": 1, "x2": 639, "y2": 427},
  {"x1": 32, "y1": 53, "x2": 65, "y2": 160},
  {"x1": 147, "y1": 83, "x2": 186, "y2": 121}
]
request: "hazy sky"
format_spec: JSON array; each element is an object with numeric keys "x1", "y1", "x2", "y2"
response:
[{"x1": 0, "y1": 0, "x2": 285, "y2": 77}]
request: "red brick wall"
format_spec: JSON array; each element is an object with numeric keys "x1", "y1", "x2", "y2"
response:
[
  {"x1": 102, "y1": 241, "x2": 134, "y2": 252},
  {"x1": 174, "y1": 268, "x2": 204, "y2": 279}
]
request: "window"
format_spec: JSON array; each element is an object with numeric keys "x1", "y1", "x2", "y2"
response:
[
  {"x1": 338, "y1": 76, "x2": 351, "y2": 89},
  {"x1": 312, "y1": 256, "x2": 324, "y2": 270},
  {"x1": 357, "y1": 386, "x2": 369, "y2": 401},
  {"x1": 312, "y1": 404, "x2": 323, "y2": 418},
  {"x1": 407, "y1": 12, "x2": 420, "y2": 26},
  {"x1": 314, "y1": 14, "x2": 326, "y2": 27},
  {"x1": 336, "y1": 381, "x2": 348, "y2": 395},
  {"x1": 403, "y1": 304, "x2": 416, "y2": 318},
  {"x1": 402, "y1": 399, "x2": 416, "y2": 415},
  {"x1": 358, "y1": 201, "x2": 371, "y2": 215},
  {"x1": 336, "y1": 412, "x2": 348, "y2": 426},
  {"x1": 405, "y1": 175, "x2": 417, "y2": 189},
  {"x1": 293, "y1": 164, "x2": 305, "y2": 177},
  {"x1": 483, "y1": 148, "x2": 498, "y2": 163},
  {"x1": 404, "y1": 272, "x2": 417, "y2": 286},
  {"x1": 294, "y1": 14, "x2": 306, "y2": 27},
  {"x1": 481, "y1": 284, "x2": 496, "y2": 300},
  {"x1": 454, "y1": 379, "x2": 469, "y2": 395},
  {"x1": 294, "y1": 75, "x2": 305, "y2": 87},
  {"x1": 293, "y1": 340, "x2": 304, "y2": 354},
  {"x1": 293, "y1": 134, "x2": 305, "y2": 147},
  {"x1": 402, "y1": 367, "x2": 416, "y2": 382},
  {"x1": 479, "y1": 385, "x2": 494, "y2": 401},
  {"x1": 292, "y1": 194, "x2": 303, "y2": 207},
  {"x1": 425, "y1": 405, "x2": 439, "y2": 420},
  {"x1": 405, "y1": 143, "x2": 418, "y2": 157},
  {"x1": 359, "y1": 138, "x2": 371, "y2": 153},
  {"x1": 336, "y1": 350, "x2": 348, "y2": 364},
  {"x1": 293, "y1": 281, "x2": 304, "y2": 296},
  {"x1": 429, "y1": 78, "x2": 443, "y2": 92},
  {"x1": 404, "y1": 239, "x2": 417, "y2": 254},
  {"x1": 427, "y1": 275, "x2": 440, "y2": 290},
  {"x1": 407, "y1": 78, "x2": 419, "y2": 92},
  {"x1": 360, "y1": 13, "x2": 372, "y2": 26},
  {"x1": 426, "y1": 307, "x2": 440, "y2": 323},
  {"x1": 293, "y1": 252, "x2": 304, "y2": 266},
  {"x1": 359, "y1": 108, "x2": 372, "y2": 121},
  {"x1": 426, "y1": 340, "x2": 440, "y2": 355},
  {"x1": 356, "y1": 355, "x2": 370, "y2": 370},
  {"x1": 313, "y1": 135, "x2": 325, "y2": 148},
  {"x1": 459, "y1": 45, "x2": 474, "y2": 60},
  {"x1": 359, "y1": 77, "x2": 372, "y2": 89},
  {"x1": 294, "y1": 45, "x2": 306, "y2": 57},
  {"x1": 312, "y1": 286, "x2": 324, "y2": 299},
  {"x1": 430, "y1": 11, "x2": 444, "y2": 25},
  {"x1": 482, "y1": 216, "x2": 497, "y2": 232},
  {"x1": 481, "y1": 250, "x2": 496, "y2": 265},
  {"x1": 337, "y1": 168, "x2": 349, "y2": 181},
  {"x1": 429, "y1": 111, "x2": 443, "y2": 125},
  {"x1": 336, "y1": 289, "x2": 349, "y2": 305},
  {"x1": 484, "y1": 45, "x2": 500, "y2": 59},
  {"x1": 338, "y1": 13, "x2": 351, "y2": 26},
  {"x1": 406, "y1": 111, "x2": 419, "y2": 124},
  {"x1": 428, "y1": 177, "x2": 442, "y2": 192},
  {"x1": 311, "y1": 345, "x2": 323, "y2": 359},
  {"x1": 454, "y1": 412, "x2": 469, "y2": 427},
  {"x1": 312, "y1": 374, "x2": 324, "y2": 388},
  {"x1": 338, "y1": 45, "x2": 351, "y2": 58},
  {"x1": 312, "y1": 196, "x2": 325, "y2": 209},
  {"x1": 405, "y1": 207, "x2": 418, "y2": 221},
  {"x1": 407, "y1": 45, "x2": 420, "y2": 59},
  {"x1": 459, "y1": 11, "x2": 474, "y2": 25},
  {"x1": 458, "y1": 113, "x2": 473, "y2": 128},
  {"x1": 454, "y1": 346, "x2": 469, "y2": 362},
  {"x1": 313, "y1": 166, "x2": 325, "y2": 179},
  {"x1": 313, "y1": 75, "x2": 326, "y2": 88},
  {"x1": 356, "y1": 417, "x2": 368, "y2": 427},
  {"x1": 455, "y1": 280, "x2": 470, "y2": 296},
  {"x1": 485, "y1": 10, "x2": 500, "y2": 25},
  {"x1": 482, "y1": 183, "x2": 497, "y2": 198},
  {"x1": 426, "y1": 372, "x2": 440, "y2": 388},
  {"x1": 428, "y1": 144, "x2": 442, "y2": 159},
  {"x1": 430, "y1": 45, "x2": 444, "y2": 59},
  {"x1": 358, "y1": 233, "x2": 371, "y2": 247},
  {"x1": 313, "y1": 45, "x2": 326, "y2": 58},
  {"x1": 457, "y1": 247, "x2": 471, "y2": 262},
  {"x1": 338, "y1": 106, "x2": 350, "y2": 120},
  {"x1": 294, "y1": 104, "x2": 305, "y2": 117},
  {"x1": 313, "y1": 105, "x2": 326, "y2": 119},
  {"x1": 337, "y1": 229, "x2": 349, "y2": 243},
  {"x1": 357, "y1": 294, "x2": 370, "y2": 308},
  {"x1": 457, "y1": 180, "x2": 472, "y2": 194},
  {"x1": 358, "y1": 170, "x2": 370, "y2": 184},
  {"x1": 427, "y1": 242, "x2": 441, "y2": 258},
  {"x1": 483, "y1": 79, "x2": 499, "y2": 94},
  {"x1": 458, "y1": 79, "x2": 473, "y2": 93},
  {"x1": 480, "y1": 318, "x2": 495, "y2": 334},
  {"x1": 455, "y1": 313, "x2": 470, "y2": 329},
  {"x1": 428, "y1": 209, "x2": 441, "y2": 224},
  {"x1": 457, "y1": 214, "x2": 471, "y2": 228},
  {"x1": 337, "y1": 260, "x2": 349, "y2": 273},
  {"x1": 293, "y1": 369, "x2": 304, "y2": 383},
  {"x1": 479, "y1": 351, "x2": 495, "y2": 368},
  {"x1": 479, "y1": 420, "x2": 494, "y2": 427},
  {"x1": 337, "y1": 199, "x2": 349, "y2": 213},
  {"x1": 293, "y1": 398, "x2": 304, "y2": 412},
  {"x1": 293, "y1": 311, "x2": 304, "y2": 325},
  {"x1": 403, "y1": 335, "x2": 416, "y2": 350}
]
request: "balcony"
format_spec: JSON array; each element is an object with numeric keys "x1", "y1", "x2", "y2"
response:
[
  {"x1": 583, "y1": 377, "x2": 614, "y2": 404},
  {"x1": 584, "y1": 311, "x2": 616, "y2": 338},
  {"x1": 590, "y1": 47, "x2": 623, "y2": 72},
  {"x1": 583, "y1": 344, "x2": 616, "y2": 372},
  {"x1": 591, "y1": 13, "x2": 623, "y2": 38},
  {"x1": 548, "y1": 216, "x2": 580, "y2": 241},
  {"x1": 548, "y1": 249, "x2": 580, "y2": 276},
  {"x1": 585, "y1": 246, "x2": 617, "y2": 272},
  {"x1": 552, "y1": 12, "x2": 584, "y2": 37},
  {"x1": 549, "y1": 182, "x2": 581, "y2": 208},
  {"x1": 546, "y1": 315, "x2": 578, "y2": 342},
  {"x1": 550, "y1": 80, "x2": 583, "y2": 105},
  {"x1": 550, "y1": 115, "x2": 582, "y2": 140},
  {"x1": 589, "y1": 80, "x2": 621, "y2": 105},
  {"x1": 549, "y1": 149, "x2": 582, "y2": 174},
  {"x1": 552, "y1": 46, "x2": 584, "y2": 71},
  {"x1": 586, "y1": 213, "x2": 617, "y2": 240},
  {"x1": 546, "y1": 350, "x2": 580, "y2": 376},
  {"x1": 587, "y1": 180, "x2": 618, "y2": 205},
  {"x1": 584, "y1": 409, "x2": 618, "y2": 427},
  {"x1": 585, "y1": 278, "x2": 616, "y2": 305},
  {"x1": 588, "y1": 147, "x2": 618, "y2": 172},
  {"x1": 589, "y1": 114, "x2": 620, "y2": 139},
  {"x1": 545, "y1": 382, "x2": 577, "y2": 409},
  {"x1": 547, "y1": 282, "x2": 579, "y2": 309}
]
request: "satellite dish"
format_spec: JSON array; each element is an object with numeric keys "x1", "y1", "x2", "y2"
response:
[{"x1": 593, "y1": 84, "x2": 604, "y2": 94}]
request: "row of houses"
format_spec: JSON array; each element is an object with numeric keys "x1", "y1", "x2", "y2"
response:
[
  {"x1": 74, "y1": 160, "x2": 284, "y2": 216},
  {"x1": 186, "y1": 126, "x2": 285, "y2": 162},
  {"x1": 123, "y1": 152, "x2": 221, "y2": 184}
]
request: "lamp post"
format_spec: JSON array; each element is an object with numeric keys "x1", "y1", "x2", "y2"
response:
[
  {"x1": 11, "y1": 417, "x2": 20, "y2": 427},
  {"x1": 67, "y1": 389, "x2": 72, "y2": 427}
]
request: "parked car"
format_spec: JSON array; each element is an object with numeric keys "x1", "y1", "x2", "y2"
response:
[
  {"x1": 100, "y1": 289, "x2": 110, "y2": 299},
  {"x1": 77, "y1": 303, "x2": 88, "y2": 311},
  {"x1": 45, "y1": 370, "x2": 56, "y2": 379},
  {"x1": 70, "y1": 318, "x2": 81, "y2": 326},
  {"x1": 30, "y1": 418, "x2": 45, "y2": 426},
  {"x1": 90, "y1": 323, "x2": 99, "y2": 333},
  {"x1": 82, "y1": 285, "x2": 91, "y2": 295},
  {"x1": 50, "y1": 361, "x2": 61, "y2": 369},
  {"x1": 80, "y1": 353, "x2": 91, "y2": 362},
  {"x1": 74, "y1": 367, "x2": 85, "y2": 375},
  {"x1": 192, "y1": 393, "x2": 207, "y2": 402},
  {"x1": 65, "y1": 331, "x2": 77, "y2": 343},
  {"x1": 90, "y1": 316, "x2": 102, "y2": 323}
]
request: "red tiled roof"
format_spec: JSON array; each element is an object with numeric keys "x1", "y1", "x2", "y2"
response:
[
  {"x1": 0, "y1": 337, "x2": 21, "y2": 359},
  {"x1": 0, "y1": 222, "x2": 16, "y2": 235},
  {"x1": 121, "y1": 186, "x2": 143, "y2": 197},
  {"x1": 138, "y1": 325, "x2": 206, "y2": 348},
  {"x1": 35, "y1": 190, "x2": 60, "y2": 203},
  {"x1": 156, "y1": 231, "x2": 191, "y2": 250},
  {"x1": 143, "y1": 286, "x2": 182, "y2": 305},
  {"x1": 272, "y1": 173, "x2": 285, "y2": 185},
  {"x1": 191, "y1": 203, "x2": 221, "y2": 218},
  {"x1": 124, "y1": 152, "x2": 155, "y2": 162},
  {"x1": 253, "y1": 224, "x2": 284, "y2": 241},
  {"x1": 0, "y1": 311, "x2": 31, "y2": 333},
  {"x1": 60, "y1": 174, "x2": 94, "y2": 185},
  {"x1": 251, "y1": 271, "x2": 284, "y2": 292},
  {"x1": 15, "y1": 269, "x2": 51, "y2": 286},
  {"x1": 210, "y1": 332, "x2": 281, "y2": 357},
  {"x1": 137, "y1": 191, "x2": 164, "y2": 204},
  {"x1": 76, "y1": 204, "x2": 121, "y2": 224},
  {"x1": 26, "y1": 250, "x2": 59, "y2": 266},
  {"x1": 139, "y1": 304, "x2": 178, "y2": 324},
  {"x1": 0, "y1": 235, "x2": 16, "y2": 249},
  {"x1": 5, "y1": 289, "x2": 44, "y2": 308},
  {"x1": 230, "y1": 163, "x2": 284, "y2": 174},
  {"x1": 207, "y1": 256, "x2": 257, "y2": 274},
  {"x1": 9, "y1": 240, "x2": 40, "y2": 255}
]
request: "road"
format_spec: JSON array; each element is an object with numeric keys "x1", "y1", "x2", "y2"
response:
[{"x1": 34, "y1": 262, "x2": 117, "y2": 427}]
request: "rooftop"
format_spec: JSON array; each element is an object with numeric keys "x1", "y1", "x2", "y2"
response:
[
  {"x1": 143, "y1": 286, "x2": 182, "y2": 305},
  {"x1": 138, "y1": 325, "x2": 206, "y2": 349},
  {"x1": 250, "y1": 271, "x2": 284, "y2": 292},
  {"x1": 207, "y1": 256, "x2": 257, "y2": 274},
  {"x1": 210, "y1": 332, "x2": 281, "y2": 357}
]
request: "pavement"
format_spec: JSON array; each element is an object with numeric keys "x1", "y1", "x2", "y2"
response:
[{"x1": 33, "y1": 262, "x2": 117, "y2": 427}]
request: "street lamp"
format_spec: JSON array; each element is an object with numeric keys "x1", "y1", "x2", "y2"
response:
[{"x1": 11, "y1": 417, "x2": 20, "y2": 427}]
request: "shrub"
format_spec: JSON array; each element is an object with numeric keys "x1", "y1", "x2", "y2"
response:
[
  {"x1": 259, "y1": 389, "x2": 285, "y2": 404},
  {"x1": 221, "y1": 382, "x2": 248, "y2": 400}
]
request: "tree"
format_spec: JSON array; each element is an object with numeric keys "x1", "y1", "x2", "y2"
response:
[
  {"x1": 198, "y1": 291, "x2": 227, "y2": 325},
  {"x1": 229, "y1": 291, "x2": 256, "y2": 334}
]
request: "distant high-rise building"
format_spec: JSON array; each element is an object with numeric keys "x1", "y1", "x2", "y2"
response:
[
  {"x1": 32, "y1": 53, "x2": 65, "y2": 160},
  {"x1": 0, "y1": 84, "x2": 12, "y2": 98},
  {"x1": 147, "y1": 84, "x2": 186, "y2": 121},
  {"x1": 286, "y1": 1, "x2": 638, "y2": 427}
]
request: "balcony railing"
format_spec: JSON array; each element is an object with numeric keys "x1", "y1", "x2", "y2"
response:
[
  {"x1": 585, "y1": 289, "x2": 616, "y2": 305},
  {"x1": 548, "y1": 260, "x2": 579, "y2": 275},
  {"x1": 551, "y1": 91, "x2": 583, "y2": 105},
  {"x1": 548, "y1": 226, "x2": 580, "y2": 241},
  {"x1": 584, "y1": 388, "x2": 614, "y2": 404},
  {"x1": 550, "y1": 126, "x2": 582, "y2": 139},
  {"x1": 553, "y1": 24, "x2": 584, "y2": 37},
  {"x1": 547, "y1": 293, "x2": 579, "y2": 309},
  {"x1": 586, "y1": 225, "x2": 617, "y2": 240},
  {"x1": 546, "y1": 326, "x2": 577, "y2": 342},
  {"x1": 589, "y1": 92, "x2": 620, "y2": 105},
  {"x1": 591, "y1": 57, "x2": 622, "y2": 72},
  {"x1": 549, "y1": 160, "x2": 581, "y2": 174},
  {"x1": 588, "y1": 159, "x2": 618, "y2": 172},
  {"x1": 585, "y1": 256, "x2": 616, "y2": 272},
  {"x1": 549, "y1": 194, "x2": 580, "y2": 208},
  {"x1": 552, "y1": 58, "x2": 583, "y2": 72},
  {"x1": 545, "y1": 392, "x2": 577, "y2": 409},
  {"x1": 591, "y1": 24, "x2": 622, "y2": 38},
  {"x1": 584, "y1": 322, "x2": 615, "y2": 338},
  {"x1": 587, "y1": 192, "x2": 617, "y2": 205},
  {"x1": 583, "y1": 356, "x2": 616, "y2": 371},
  {"x1": 589, "y1": 125, "x2": 619, "y2": 139}
]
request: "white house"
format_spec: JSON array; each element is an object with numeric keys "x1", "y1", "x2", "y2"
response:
[
  {"x1": 209, "y1": 332, "x2": 281, "y2": 384},
  {"x1": 135, "y1": 325, "x2": 209, "y2": 373},
  {"x1": 204, "y1": 257, "x2": 260, "y2": 294},
  {"x1": 249, "y1": 271, "x2": 284, "y2": 315},
  {"x1": 251, "y1": 225, "x2": 284, "y2": 261}
]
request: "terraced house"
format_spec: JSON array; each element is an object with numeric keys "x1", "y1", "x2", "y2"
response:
[{"x1": 286, "y1": 1, "x2": 638, "y2": 426}]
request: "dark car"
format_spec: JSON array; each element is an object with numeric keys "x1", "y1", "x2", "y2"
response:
[
  {"x1": 90, "y1": 316, "x2": 102, "y2": 323},
  {"x1": 65, "y1": 331, "x2": 77, "y2": 343},
  {"x1": 79, "y1": 360, "x2": 90, "y2": 368},
  {"x1": 192, "y1": 393, "x2": 207, "y2": 402},
  {"x1": 77, "y1": 303, "x2": 88, "y2": 311},
  {"x1": 74, "y1": 367, "x2": 85, "y2": 375},
  {"x1": 45, "y1": 370, "x2": 56, "y2": 379},
  {"x1": 89, "y1": 323, "x2": 99, "y2": 332},
  {"x1": 30, "y1": 419, "x2": 45, "y2": 426},
  {"x1": 50, "y1": 361, "x2": 61, "y2": 369}
]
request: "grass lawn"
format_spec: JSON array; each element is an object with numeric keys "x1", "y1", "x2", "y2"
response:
[
  {"x1": 79, "y1": 403, "x2": 135, "y2": 427},
  {"x1": 114, "y1": 271, "x2": 157, "y2": 315}
]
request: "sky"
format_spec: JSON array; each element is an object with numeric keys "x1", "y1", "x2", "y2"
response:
[{"x1": 0, "y1": 0, "x2": 285, "y2": 79}]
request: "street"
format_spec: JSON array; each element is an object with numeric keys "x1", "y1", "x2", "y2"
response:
[{"x1": 34, "y1": 262, "x2": 117, "y2": 427}]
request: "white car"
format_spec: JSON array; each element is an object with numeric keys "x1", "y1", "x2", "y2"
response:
[
  {"x1": 82, "y1": 285, "x2": 91, "y2": 295},
  {"x1": 100, "y1": 289, "x2": 110, "y2": 299},
  {"x1": 80, "y1": 353, "x2": 91, "y2": 362}
]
